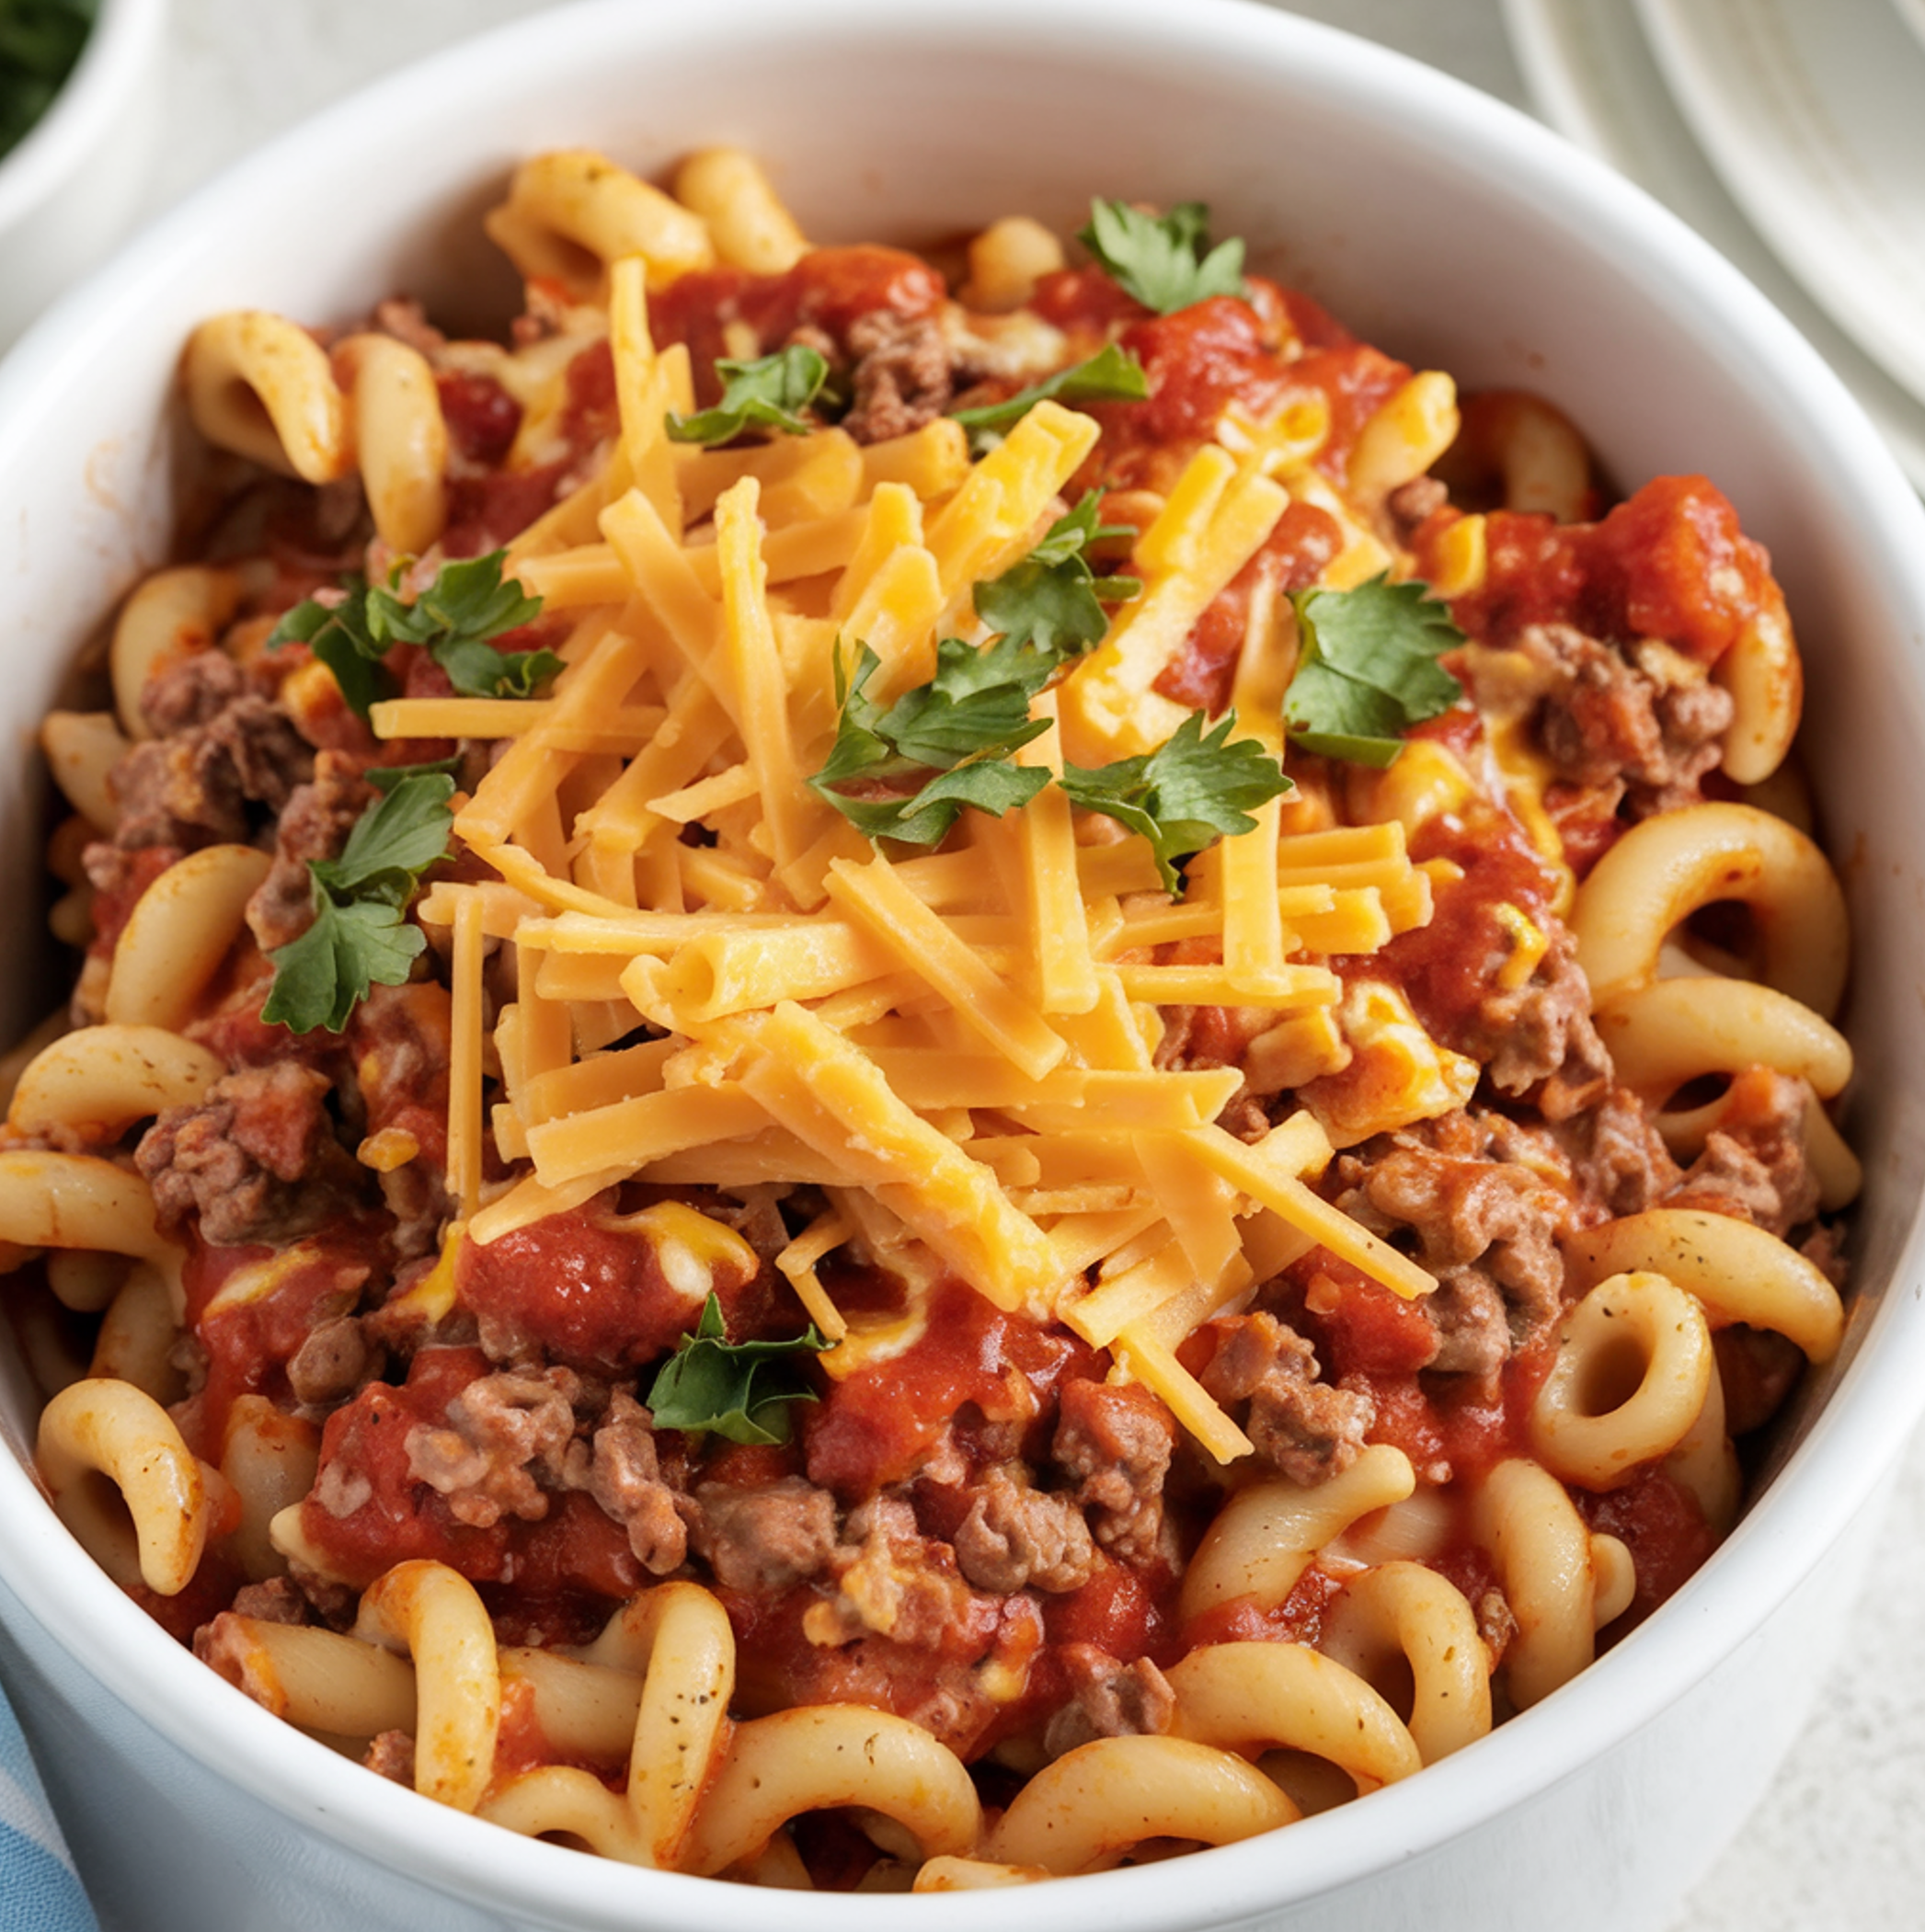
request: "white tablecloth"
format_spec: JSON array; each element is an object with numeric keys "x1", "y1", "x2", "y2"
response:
[{"x1": 11, "y1": 2, "x2": 1925, "y2": 1926}]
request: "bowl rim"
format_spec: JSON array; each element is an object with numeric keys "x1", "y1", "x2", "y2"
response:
[
  {"x1": 0, "y1": 0, "x2": 166, "y2": 230},
  {"x1": 2, "y1": 0, "x2": 1924, "y2": 1926}
]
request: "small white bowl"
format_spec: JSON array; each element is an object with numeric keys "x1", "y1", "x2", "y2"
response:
[
  {"x1": 0, "y1": 0, "x2": 166, "y2": 349},
  {"x1": 1, "y1": 4, "x2": 1924, "y2": 1930}
]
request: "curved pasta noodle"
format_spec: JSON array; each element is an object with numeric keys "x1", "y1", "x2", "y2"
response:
[
  {"x1": 40, "y1": 710, "x2": 132, "y2": 829},
  {"x1": 1439, "y1": 389, "x2": 1595, "y2": 522},
  {"x1": 1589, "y1": 1533, "x2": 1637, "y2": 1629},
  {"x1": 0, "y1": 1149, "x2": 184, "y2": 1310},
  {"x1": 1177, "y1": 1442, "x2": 1415, "y2": 1623},
  {"x1": 679, "y1": 1704, "x2": 982, "y2": 1876},
  {"x1": 1168, "y1": 1640, "x2": 1426, "y2": 1790},
  {"x1": 1316, "y1": 1562, "x2": 1493, "y2": 1764},
  {"x1": 87, "y1": 1263, "x2": 182, "y2": 1402},
  {"x1": 1592, "y1": 976, "x2": 1851, "y2": 1103},
  {"x1": 208, "y1": 1617, "x2": 418, "y2": 1738},
  {"x1": 914, "y1": 1855, "x2": 1050, "y2": 1891},
  {"x1": 485, "y1": 150, "x2": 714, "y2": 299},
  {"x1": 1563, "y1": 1207, "x2": 1843, "y2": 1363},
  {"x1": 1663, "y1": 1350, "x2": 1741, "y2": 1537},
  {"x1": 1569, "y1": 801, "x2": 1848, "y2": 1016},
  {"x1": 1530, "y1": 1271, "x2": 1714, "y2": 1490},
  {"x1": 334, "y1": 332, "x2": 450, "y2": 555},
  {"x1": 351, "y1": 1560, "x2": 502, "y2": 1813},
  {"x1": 8, "y1": 1023, "x2": 224, "y2": 1140},
  {"x1": 105, "y1": 842, "x2": 271, "y2": 1032},
  {"x1": 482, "y1": 1581, "x2": 735, "y2": 1868},
  {"x1": 1472, "y1": 1458, "x2": 1596, "y2": 1709},
  {"x1": 219, "y1": 1396, "x2": 321, "y2": 1582},
  {"x1": 983, "y1": 1733, "x2": 1299, "y2": 1875},
  {"x1": 1713, "y1": 604, "x2": 1802, "y2": 785},
  {"x1": 37, "y1": 1377, "x2": 221, "y2": 1595},
  {"x1": 1645, "y1": 1075, "x2": 1862, "y2": 1211},
  {"x1": 184, "y1": 313, "x2": 350, "y2": 485},
  {"x1": 960, "y1": 216, "x2": 1066, "y2": 314},
  {"x1": 1347, "y1": 371, "x2": 1460, "y2": 511},
  {"x1": 46, "y1": 1249, "x2": 130, "y2": 1315},
  {"x1": 109, "y1": 566, "x2": 242, "y2": 739},
  {"x1": 670, "y1": 148, "x2": 808, "y2": 275}
]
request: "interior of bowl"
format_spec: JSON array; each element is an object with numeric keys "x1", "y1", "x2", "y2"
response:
[{"x1": 2, "y1": 2, "x2": 1924, "y2": 1927}]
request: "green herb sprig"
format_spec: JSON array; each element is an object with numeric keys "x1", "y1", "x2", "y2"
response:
[
  {"x1": 808, "y1": 496, "x2": 1140, "y2": 845},
  {"x1": 1284, "y1": 576, "x2": 1467, "y2": 767},
  {"x1": 645, "y1": 1294, "x2": 831, "y2": 1446},
  {"x1": 261, "y1": 773, "x2": 455, "y2": 1034},
  {"x1": 1061, "y1": 711, "x2": 1291, "y2": 893},
  {"x1": 949, "y1": 343, "x2": 1150, "y2": 452},
  {"x1": 666, "y1": 345, "x2": 831, "y2": 447},
  {"x1": 1077, "y1": 199, "x2": 1248, "y2": 315},
  {"x1": 269, "y1": 550, "x2": 554, "y2": 725}
]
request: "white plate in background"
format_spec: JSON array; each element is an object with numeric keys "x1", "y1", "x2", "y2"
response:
[
  {"x1": 1502, "y1": 0, "x2": 1925, "y2": 491},
  {"x1": 1633, "y1": 0, "x2": 1925, "y2": 411}
]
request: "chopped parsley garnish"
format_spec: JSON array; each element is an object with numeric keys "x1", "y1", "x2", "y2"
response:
[
  {"x1": 949, "y1": 343, "x2": 1150, "y2": 452},
  {"x1": 1060, "y1": 710, "x2": 1292, "y2": 892},
  {"x1": 1284, "y1": 575, "x2": 1467, "y2": 768},
  {"x1": 808, "y1": 497, "x2": 1140, "y2": 845},
  {"x1": 645, "y1": 1294, "x2": 831, "y2": 1446},
  {"x1": 0, "y1": 0, "x2": 93, "y2": 161},
  {"x1": 1077, "y1": 198, "x2": 1247, "y2": 315},
  {"x1": 261, "y1": 773, "x2": 455, "y2": 1035},
  {"x1": 665, "y1": 344, "x2": 831, "y2": 446},
  {"x1": 972, "y1": 491, "x2": 1142, "y2": 658},
  {"x1": 269, "y1": 550, "x2": 554, "y2": 724}
]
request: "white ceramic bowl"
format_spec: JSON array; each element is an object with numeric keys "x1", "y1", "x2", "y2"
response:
[
  {"x1": 3, "y1": 3, "x2": 1925, "y2": 1928},
  {"x1": 0, "y1": 0, "x2": 166, "y2": 349}
]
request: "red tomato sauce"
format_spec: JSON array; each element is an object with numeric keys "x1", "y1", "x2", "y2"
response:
[
  {"x1": 451, "y1": 1205, "x2": 772, "y2": 1374},
  {"x1": 1441, "y1": 474, "x2": 1776, "y2": 665},
  {"x1": 803, "y1": 1275, "x2": 1096, "y2": 1497},
  {"x1": 649, "y1": 246, "x2": 945, "y2": 403},
  {"x1": 298, "y1": 1344, "x2": 647, "y2": 1634}
]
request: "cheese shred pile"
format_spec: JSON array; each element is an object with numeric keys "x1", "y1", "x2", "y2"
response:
[{"x1": 395, "y1": 257, "x2": 1441, "y2": 1464}]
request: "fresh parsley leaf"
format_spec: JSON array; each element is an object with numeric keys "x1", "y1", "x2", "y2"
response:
[
  {"x1": 365, "y1": 753, "x2": 464, "y2": 793},
  {"x1": 261, "y1": 773, "x2": 455, "y2": 1034},
  {"x1": 808, "y1": 639, "x2": 1053, "y2": 845},
  {"x1": 949, "y1": 343, "x2": 1150, "y2": 451},
  {"x1": 261, "y1": 895, "x2": 430, "y2": 1036},
  {"x1": 883, "y1": 634, "x2": 1057, "y2": 768},
  {"x1": 972, "y1": 492, "x2": 1142, "y2": 658},
  {"x1": 268, "y1": 583, "x2": 390, "y2": 723},
  {"x1": 666, "y1": 345, "x2": 831, "y2": 446},
  {"x1": 1077, "y1": 199, "x2": 1247, "y2": 315},
  {"x1": 318, "y1": 772, "x2": 459, "y2": 891},
  {"x1": 809, "y1": 505, "x2": 1143, "y2": 847},
  {"x1": 262, "y1": 552, "x2": 553, "y2": 726},
  {"x1": 824, "y1": 759, "x2": 1051, "y2": 849},
  {"x1": 268, "y1": 551, "x2": 553, "y2": 721},
  {"x1": 1285, "y1": 575, "x2": 1466, "y2": 768},
  {"x1": 378, "y1": 552, "x2": 552, "y2": 697},
  {"x1": 1060, "y1": 710, "x2": 1292, "y2": 891},
  {"x1": 645, "y1": 1294, "x2": 831, "y2": 1446}
]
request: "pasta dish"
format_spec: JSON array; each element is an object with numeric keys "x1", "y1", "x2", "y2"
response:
[{"x1": 0, "y1": 145, "x2": 1854, "y2": 1888}]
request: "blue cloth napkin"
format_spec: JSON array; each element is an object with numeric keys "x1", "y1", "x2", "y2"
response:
[{"x1": 0, "y1": 1676, "x2": 99, "y2": 1932}]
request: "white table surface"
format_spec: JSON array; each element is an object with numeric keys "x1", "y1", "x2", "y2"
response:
[{"x1": 34, "y1": 0, "x2": 1925, "y2": 1926}]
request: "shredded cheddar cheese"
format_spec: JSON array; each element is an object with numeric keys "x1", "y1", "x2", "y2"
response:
[{"x1": 403, "y1": 295, "x2": 1449, "y2": 1463}]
